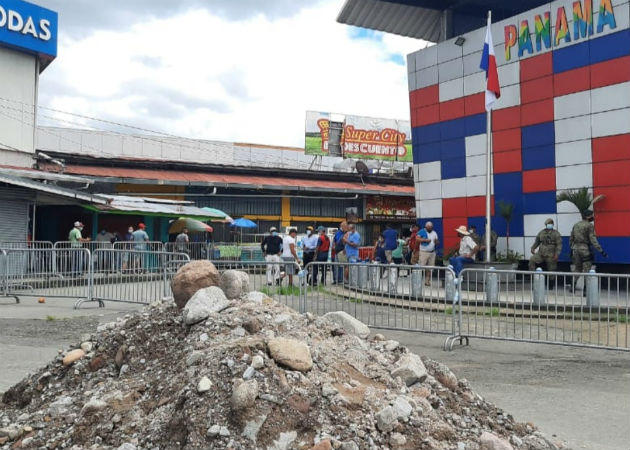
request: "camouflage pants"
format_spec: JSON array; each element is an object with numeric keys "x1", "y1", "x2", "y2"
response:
[
  {"x1": 571, "y1": 246, "x2": 593, "y2": 273},
  {"x1": 528, "y1": 253, "x2": 557, "y2": 272}
]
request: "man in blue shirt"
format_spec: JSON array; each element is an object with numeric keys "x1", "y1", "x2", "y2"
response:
[
  {"x1": 382, "y1": 224, "x2": 398, "y2": 264},
  {"x1": 343, "y1": 223, "x2": 361, "y2": 262}
]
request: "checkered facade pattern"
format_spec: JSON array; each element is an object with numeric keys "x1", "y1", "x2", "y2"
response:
[{"x1": 408, "y1": 0, "x2": 630, "y2": 263}]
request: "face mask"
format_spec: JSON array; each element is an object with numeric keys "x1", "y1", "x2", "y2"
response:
[
  {"x1": 306, "y1": 230, "x2": 312, "y2": 236},
  {"x1": 272, "y1": 232, "x2": 278, "y2": 237},
  {"x1": 546, "y1": 224, "x2": 553, "y2": 230},
  {"x1": 468, "y1": 229, "x2": 474, "y2": 234},
  {"x1": 128, "y1": 229, "x2": 133, "y2": 233}
]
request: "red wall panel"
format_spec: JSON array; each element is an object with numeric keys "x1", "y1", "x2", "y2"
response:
[
  {"x1": 521, "y1": 98, "x2": 554, "y2": 126},
  {"x1": 592, "y1": 134, "x2": 630, "y2": 163},
  {"x1": 522, "y1": 168, "x2": 556, "y2": 193},
  {"x1": 464, "y1": 92, "x2": 486, "y2": 116},
  {"x1": 492, "y1": 106, "x2": 521, "y2": 131},
  {"x1": 467, "y1": 195, "x2": 495, "y2": 216},
  {"x1": 493, "y1": 149, "x2": 522, "y2": 173},
  {"x1": 590, "y1": 56, "x2": 630, "y2": 89},
  {"x1": 411, "y1": 85, "x2": 439, "y2": 108},
  {"x1": 493, "y1": 128, "x2": 521, "y2": 152},
  {"x1": 554, "y1": 66, "x2": 590, "y2": 96},
  {"x1": 440, "y1": 97, "x2": 466, "y2": 121},
  {"x1": 593, "y1": 160, "x2": 630, "y2": 187},
  {"x1": 594, "y1": 187, "x2": 630, "y2": 212},
  {"x1": 521, "y1": 76, "x2": 554, "y2": 104},
  {"x1": 594, "y1": 212, "x2": 630, "y2": 236},
  {"x1": 443, "y1": 198, "x2": 468, "y2": 217},
  {"x1": 520, "y1": 52, "x2": 553, "y2": 82},
  {"x1": 415, "y1": 104, "x2": 440, "y2": 126}
]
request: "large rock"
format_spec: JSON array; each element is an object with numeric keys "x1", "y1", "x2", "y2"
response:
[
  {"x1": 268, "y1": 338, "x2": 313, "y2": 372},
  {"x1": 391, "y1": 354, "x2": 427, "y2": 386},
  {"x1": 480, "y1": 432, "x2": 514, "y2": 450},
  {"x1": 231, "y1": 379, "x2": 259, "y2": 410},
  {"x1": 375, "y1": 406, "x2": 397, "y2": 432},
  {"x1": 322, "y1": 311, "x2": 370, "y2": 339},
  {"x1": 171, "y1": 260, "x2": 220, "y2": 309},
  {"x1": 220, "y1": 270, "x2": 250, "y2": 299},
  {"x1": 182, "y1": 286, "x2": 230, "y2": 325}
]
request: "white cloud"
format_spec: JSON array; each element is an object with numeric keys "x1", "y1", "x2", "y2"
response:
[{"x1": 38, "y1": 1, "x2": 425, "y2": 147}]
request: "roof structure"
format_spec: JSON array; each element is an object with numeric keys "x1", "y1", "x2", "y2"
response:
[{"x1": 337, "y1": 0, "x2": 550, "y2": 41}]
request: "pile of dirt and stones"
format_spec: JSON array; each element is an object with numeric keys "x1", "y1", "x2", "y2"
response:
[{"x1": 1, "y1": 261, "x2": 570, "y2": 450}]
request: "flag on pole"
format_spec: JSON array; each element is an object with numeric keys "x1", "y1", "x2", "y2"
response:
[{"x1": 480, "y1": 16, "x2": 501, "y2": 111}]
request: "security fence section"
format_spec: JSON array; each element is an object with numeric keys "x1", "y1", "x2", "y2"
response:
[{"x1": 0, "y1": 243, "x2": 627, "y2": 352}]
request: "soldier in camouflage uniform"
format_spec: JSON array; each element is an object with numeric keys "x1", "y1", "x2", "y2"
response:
[
  {"x1": 469, "y1": 226, "x2": 482, "y2": 260},
  {"x1": 482, "y1": 229, "x2": 498, "y2": 260},
  {"x1": 570, "y1": 209, "x2": 607, "y2": 274},
  {"x1": 529, "y1": 218, "x2": 562, "y2": 271}
]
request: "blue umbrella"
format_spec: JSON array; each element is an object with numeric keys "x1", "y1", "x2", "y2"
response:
[{"x1": 230, "y1": 217, "x2": 257, "y2": 229}]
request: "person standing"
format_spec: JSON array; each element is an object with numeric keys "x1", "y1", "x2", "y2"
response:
[
  {"x1": 481, "y1": 229, "x2": 498, "y2": 260},
  {"x1": 372, "y1": 234, "x2": 386, "y2": 263},
  {"x1": 68, "y1": 221, "x2": 90, "y2": 275},
  {"x1": 176, "y1": 227, "x2": 190, "y2": 255},
  {"x1": 342, "y1": 223, "x2": 361, "y2": 281},
  {"x1": 382, "y1": 224, "x2": 398, "y2": 264},
  {"x1": 468, "y1": 225, "x2": 483, "y2": 261},
  {"x1": 449, "y1": 225, "x2": 478, "y2": 276},
  {"x1": 529, "y1": 218, "x2": 562, "y2": 272},
  {"x1": 570, "y1": 210, "x2": 607, "y2": 293},
  {"x1": 122, "y1": 226, "x2": 134, "y2": 272},
  {"x1": 408, "y1": 224, "x2": 421, "y2": 265},
  {"x1": 392, "y1": 236, "x2": 405, "y2": 265},
  {"x1": 313, "y1": 226, "x2": 330, "y2": 286},
  {"x1": 332, "y1": 221, "x2": 347, "y2": 284},
  {"x1": 261, "y1": 227, "x2": 283, "y2": 286},
  {"x1": 301, "y1": 225, "x2": 319, "y2": 283},
  {"x1": 281, "y1": 228, "x2": 300, "y2": 286},
  {"x1": 418, "y1": 221, "x2": 439, "y2": 286},
  {"x1": 95, "y1": 228, "x2": 114, "y2": 271},
  {"x1": 132, "y1": 223, "x2": 150, "y2": 272}
]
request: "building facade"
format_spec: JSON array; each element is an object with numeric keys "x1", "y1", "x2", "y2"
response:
[{"x1": 408, "y1": 0, "x2": 630, "y2": 264}]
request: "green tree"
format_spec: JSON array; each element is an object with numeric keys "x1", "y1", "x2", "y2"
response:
[
  {"x1": 556, "y1": 187, "x2": 604, "y2": 215},
  {"x1": 497, "y1": 200, "x2": 514, "y2": 251}
]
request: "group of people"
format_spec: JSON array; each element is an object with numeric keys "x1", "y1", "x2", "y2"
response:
[{"x1": 260, "y1": 222, "x2": 362, "y2": 286}]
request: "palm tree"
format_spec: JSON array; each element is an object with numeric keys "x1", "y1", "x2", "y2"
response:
[
  {"x1": 556, "y1": 187, "x2": 605, "y2": 215},
  {"x1": 497, "y1": 200, "x2": 514, "y2": 251}
]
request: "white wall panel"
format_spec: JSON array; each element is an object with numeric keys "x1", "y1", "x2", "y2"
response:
[
  {"x1": 591, "y1": 108, "x2": 630, "y2": 137},
  {"x1": 442, "y1": 178, "x2": 467, "y2": 198},
  {"x1": 524, "y1": 237, "x2": 536, "y2": 255},
  {"x1": 591, "y1": 82, "x2": 630, "y2": 114},
  {"x1": 556, "y1": 164, "x2": 593, "y2": 190},
  {"x1": 466, "y1": 155, "x2": 486, "y2": 176},
  {"x1": 417, "y1": 180, "x2": 442, "y2": 200},
  {"x1": 555, "y1": 115, "x2": 591, "y2": 143},
  {"x1": 437, "y1": 38, "x2": 463, "y2": 64},
  {"x1": 557, "y1": 212, "x2": 582, "y2": 236},
  {"x1": 494, "y1": 84, "x2": 520, "y2": 110},
  {"x1": 415, "y1": 65, "x2": 439, "y2": 89},
  {"x1": 415, "y1": 45, "x2": 437, "y2": 71},
  {"x1": 497, "y1": 62, "x2": 520, "y2": 87},
  {"x1": 554, "y1": 91, "x2": 591, "y2": 120},
  {"x1": 439, "y1": 78, "x2": 464, "y2": 102},
  {"x1": 407, "y1": 53, "x2": 416, "y2": 74},
  {"x1": 439, "y1": 58, "x2": 464, "y2": 83},
  {"x1": 418, "y1": 199, "x2": 442, "y2": 218},
  {"x1": 462, "y1": 27, "x2": 485, "y2": 55},
  {"x1": 465, "y1": 134, "x2": 486, "y2": 157},
  {"x1": 555, "y1": 139, "x2": 592, "y2": 167},
  {"x1": 407, "y1": 72, "x2": 417, "y2": 91},
  {"x1": 466, "y1": 175, "x2": 488, "y2": 197},
  {"x1": 464, "y1": 72, "x2": 485, "y2": 96},
  {"x1": 463, "y1": 51, "x2": 483, "y2": 76},
  {"x1": 417, "y1": 161, "x2": 442, "y2": 182}
]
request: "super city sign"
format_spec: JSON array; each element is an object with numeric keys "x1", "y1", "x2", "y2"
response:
[
  {"x1": 0, "y1": 0, "x2": 57, "y2": 59},
  {"x1": 505, "y1": 0, "x2": 616, "y2": 61}
]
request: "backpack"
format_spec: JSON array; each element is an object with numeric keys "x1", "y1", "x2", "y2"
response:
[{"x1": 334, "y1": 232, "x2": 345, "y2": 253}]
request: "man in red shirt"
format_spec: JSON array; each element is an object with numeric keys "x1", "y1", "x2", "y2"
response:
[{"x1": 313, "y1": 226, "x2": 331, "y2": 286}]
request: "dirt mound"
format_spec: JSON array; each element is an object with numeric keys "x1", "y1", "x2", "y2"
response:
[{"x1": 0, "y1": 278, "x2": 570, "y2": 450}]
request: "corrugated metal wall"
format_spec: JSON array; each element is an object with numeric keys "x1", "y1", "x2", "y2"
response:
[
  {"x1": 193, "y1": 197, "x2": 281, "y2": 216},
  {"x1": 290, "y1": 197, "x2": 363, "y2": 218}
]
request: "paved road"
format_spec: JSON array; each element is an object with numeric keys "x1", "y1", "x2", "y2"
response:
[{"x1": 0, "y1": 294, "x2": 628, "y2": 450}]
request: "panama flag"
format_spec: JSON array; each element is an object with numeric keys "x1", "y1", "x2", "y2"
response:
[{"x1": 480, "y1": 16, "x2": 501, "y2": 111}]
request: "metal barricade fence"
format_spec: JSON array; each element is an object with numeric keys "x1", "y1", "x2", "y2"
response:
[
  {"x1": 451, "y1": 267, "x2": 630, "y2": 351},
  {"x1": 0, "y1": 247, "x2": 92, "y2": 305},
  {"x1": 164, "y1": 242, "x2": 211, "y2": 261},
  {"x1": 88, "y1": 249, "x2": 190, "y2": 309},
  {"x1": 0, "y1": 241, "x2": 54, "y2": 276},
  {"x1": 301, "y1": 261, "x2": 457, "y2": 335},
  {"x1": 209, "y1": 259, "x2": 302, "y2": 310}
]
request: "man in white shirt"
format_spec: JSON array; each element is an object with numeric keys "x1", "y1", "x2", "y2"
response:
[
  {"x1": 281, "y1": 228, "x2": 300, "y2": 286},
  {"x1": 449, "y1": 225, "x2": 479, "y2": 276},
  {"x1": 417, "y1": 221, "x2": 440, "y2": 286}
]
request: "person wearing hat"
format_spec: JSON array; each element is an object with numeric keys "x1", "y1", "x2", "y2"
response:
[
  {"x1": 68, "y1": 221, "x2": 90, "y2": 275},
  {"x1": 313, "y1": 226, "x2": 331, "y2": 286},
  {"x1": 449, "y1": 225, "x2": 479, "y2": 276},
  {"x1": 132, "y1": 222, "x2": 150, "y2": 272},
  {"x1": 261, "y1": 226, "x2": 283, "y2": 285},
  {"x1": 301, "y1": 225, "x2": 319, "y2": 284},
  {"x1": 570, "y1": 210, "x2": 607, "y2": 291},
  {"x1": 529, "y1": 218, "x2": 562, "y2": 272}
]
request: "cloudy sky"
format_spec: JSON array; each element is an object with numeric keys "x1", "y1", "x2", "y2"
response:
[{"x1": 32, "y1": 0, "x2": 424, "y2": 147}]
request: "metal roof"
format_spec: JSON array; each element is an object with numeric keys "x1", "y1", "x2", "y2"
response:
[
  {"x1": 91, "y1": 196, "x2": 227, "y2": 220},
  {"x1": 337, "y1": 0, "x2": 550, "y2": 41},
  {"x1": 0, "y1": 172, "x2": 108, "y2": 204},
  {"x1": 58, "y1": 165, "x2": 415, "y2": 197}
]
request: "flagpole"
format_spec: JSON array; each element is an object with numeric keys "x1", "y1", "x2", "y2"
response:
[{"x1": 485, "y1": 10, "x2": 492, "y2": 263}]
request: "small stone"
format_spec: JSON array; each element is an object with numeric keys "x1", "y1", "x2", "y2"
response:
[
  {"x1": 198, "y1": 376, "x2": 212, "y2": 393},
  {"x1": 117, "y1": 444, "x2": 137, "y2": 450},
  {"x1": 392, "y1": 396, "x2": 413, "y2": 420},
  {"x1": 186, "y1": 351, "x2": 204, "y2": 366},
  {"x1": 251, "y1": 355, "x2": 264, "y2": 369},
  {"x1": 119, "y1": 364, "x2": 129, "y2": 377},
  {"x1": 322, "y1": 311, "x2": 370, "y2": 338},
  {"x1": 375, "y1": 406, "x2": 397, "y2": 432},
  {"x1": 0, "y1": 426, "x2": 20, "y2": 440},
  {"x1": 384, "y1": 340, "x2": 400, "y2": 351},
  {"x1": 373, "y1": 333, "x2": 385, "y2": 341},
  {"x1": 312, "y1": 439, "x2": 333, "y2": 450},
  {"x1": 207, "y1": 425, "x2": 221, "y2": 437},
  {"x1": 390, "y1": 432, "x2": 407, "y2": 447},
  {"x1": 480, "y1": 431, "x2": 514, "y2": 450},
  {"x1": 242, "y1": 414, "x2": 268, "y2": 442},
  {"x1": 245, "y1": 291, "x2": 273, "y2": 304},
  {"x1": 80, "y1": 342, "x2": 93, "y2": 353},
  {"x1": 183, "y1": 286, "x2": 230, "y2": 325},
  {"x1": 268, "y1": 431, "x2": 297, "y2": 450},
  {"x1": 340, "y1": 442, "x2": 359, "y2": 450},
  {"x1": 89, "y1": 356, "x2": 105, "y2": 372},
  {"x1": 268, "y1": 337, "x2": 313, "y2": 372},
  {"x1": 232, "y1": 326, "x2": 246, "y2": 337},
  {"x1": 510, "y1": 435, "x2": 523, "y2": 447},
  {"x1": 243, "y1": 366, "x2": 256, "y2": 380},
  {"x1": 391, "y1": 354, "x2": 428, "y2": 386},
  {"x1": 243, "y1": 318, "x2": 263, "y2": 334},
  {"x1": 241, "y1": 353, "x2": 251, "y2": 362},
  {"x1": 322, "y1": 383, "x2": 338, "y2": 397},
  {"x1": 48, "y1": 396, "x2": 73, "y2": 417},
  {"x1": 231, "y1": 380, "x2": 259, "y2": 410},
  {"x1": 62, "y1": 349, "x2": 85, "y2": 366},
  {"x1": 457, "y1": 442, "x2": 466, "y2": 450},
  {"x1": 219, "y1": 426, "x2": 230, "y2": 437},
  {"x1": 200, "y1": 333, "x2": 209, "y2": 342},
  {"x1": 81, "y1": 398, "x2": 107, "y2": 415}
]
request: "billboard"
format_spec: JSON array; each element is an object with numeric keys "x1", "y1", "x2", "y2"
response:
[
  {"x1": 305, "y1": 111, "x2": 412, "y2": 162},
  {"x1": 365, "y1": 195, "x2": 415, "y2": 221},
  {"x1": 0, "y1": 0, "x2": 58, "y2": 60}
]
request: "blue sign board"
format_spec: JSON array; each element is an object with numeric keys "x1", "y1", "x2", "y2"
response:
[{"x1": 0, "y1": 0, "x2": 57, "y2": 60}]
